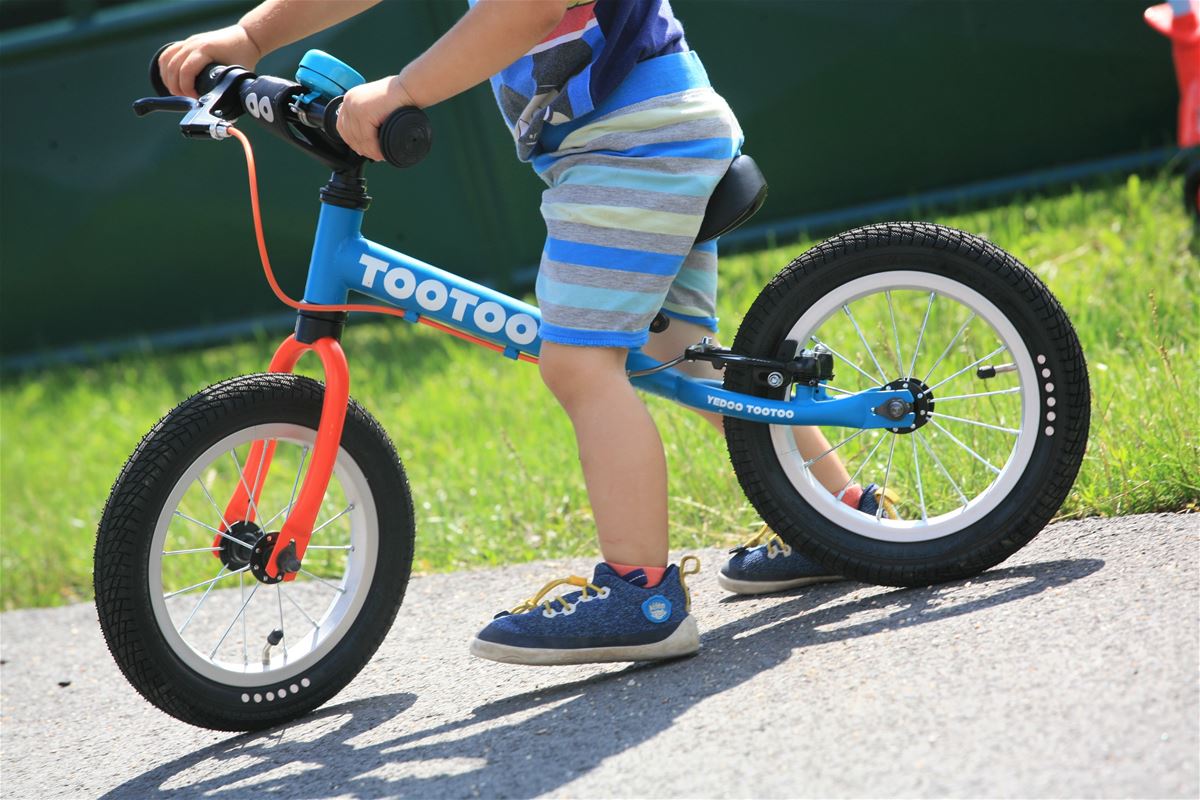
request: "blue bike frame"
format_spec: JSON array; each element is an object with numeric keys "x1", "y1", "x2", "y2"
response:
[{"x1": 302, "y1": 202, "x2": 914, "y2": 431}]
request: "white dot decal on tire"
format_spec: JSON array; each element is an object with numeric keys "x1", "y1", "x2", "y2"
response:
[
  {"x1": 1042, "y1": 368, "x2": 1051, "y2": 378},
  {"x1": 1047, "y1": 397, "x2": 1056, "y2": 407},
  {"x1": 301, "y1": 678, "x2": 311, "y2": 688},
  {"x1": 277, "y1": 688, "x2": 287, "y2": 698},
  {"x1": 1045, "y1": 383, "x2": 1054, "y2": 393},
  {"x1": 254, "y1": 693, "x2": 262, "y2": 703},
  {"x1": 1037, "y1": 354, "x2": 1046, "y2": 364},
  {"x1": 1047, "y1": 411, "x2": 1056, "y2": 421},
  {"x1": 290, "y1": 684, "x2": 299, "y2": 693},
  {"x1": 266, "y1": 692, "x2": 275, "y2": 701},
  {"x1": 241, "y1": 693, "x2": 250, "y2": 703},
  {"x1": 1045, "y1": 426, "x2": 1054, "y2": 436}
]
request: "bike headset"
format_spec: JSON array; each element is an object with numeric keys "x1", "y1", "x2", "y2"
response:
[{"x1": 138, "y1": 47, "x2": 540, "y2": 364}]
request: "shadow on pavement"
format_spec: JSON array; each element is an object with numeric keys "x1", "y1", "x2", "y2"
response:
[{"x1": 103, "y1": 557, "x2": 1103, "y2": 799}]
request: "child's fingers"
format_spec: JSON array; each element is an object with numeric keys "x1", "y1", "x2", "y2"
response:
[
  {"x1": 164, "y1": 46, "x2": 193, "y2": 98},
  {"x1": 177, "y1": 51, "x2": 212, "y2": 99},
  {"x1": 158, "y1": 42, "x2": 183, "y2": 96},
  {"x1": 336, "y1": 111, "x2": 384, "y2": 162}
]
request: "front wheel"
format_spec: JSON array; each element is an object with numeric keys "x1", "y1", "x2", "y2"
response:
[
  {"x1": 724, "y1": 223, "x2": 1089, "y2": 586},
  {"x1": 94, "y1": 373, "x2": 415, "y2": 730}
]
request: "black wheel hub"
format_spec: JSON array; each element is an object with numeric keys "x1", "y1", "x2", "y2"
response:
[
  {"x1": 249, "y1": 531, "x2": 286, "y2": 585},
  {"x1": 219, "y1": 521, "x2": 263, "y2": 570},
  {"x1": 884, "y1": 378, "x2": 935, "y2": 435}
]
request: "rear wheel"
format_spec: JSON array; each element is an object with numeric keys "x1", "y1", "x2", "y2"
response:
[
  {"x1": 94, "y1": 373, "x2": 414, "y2": 730},
  {"x1": 724, "y1": 223, "x2": 1089, "y2": 586}
]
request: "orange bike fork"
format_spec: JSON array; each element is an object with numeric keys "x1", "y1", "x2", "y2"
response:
[{"x1": 213, "y1": 334, "x2": 350, "y2": 580}]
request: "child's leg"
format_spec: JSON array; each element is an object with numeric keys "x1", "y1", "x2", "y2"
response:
[
  {"x1": 539, "y1": 342, "x2": 668, "y2": 568},
  {"x1": 643, "y1": 318, "x2": 852, "y2": 492}
]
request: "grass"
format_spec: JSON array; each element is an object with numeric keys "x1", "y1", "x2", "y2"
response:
[{"x1": 2, "y1": 171, "x2": 1197, "y2": 610}]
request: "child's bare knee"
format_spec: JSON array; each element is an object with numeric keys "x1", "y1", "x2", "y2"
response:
[{"x1": 539, "y1": 343, "x2": 627, "y2": 410}]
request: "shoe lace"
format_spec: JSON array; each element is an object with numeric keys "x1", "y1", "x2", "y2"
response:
[
  {"x1": 875, "y1": 487, "x2": 901, "y2": 520},
  {"x1": 679, "y1": 554, "x2": 701, "y2": 612},
  {"x1": 730, "y1": 524, "x2": 792, "y2": 558},
  {"x1": 505, "y1": 575, "x2": 605, "y2": 617}
]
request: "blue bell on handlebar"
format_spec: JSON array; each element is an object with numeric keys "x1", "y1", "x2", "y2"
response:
[{"x1": 295, "y1": 50, "x2": 365, "y2": 102}]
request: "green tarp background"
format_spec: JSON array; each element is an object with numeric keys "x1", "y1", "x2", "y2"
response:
[{"x1": 0, "y1": 0, "x2": 1177, "y2": 356}]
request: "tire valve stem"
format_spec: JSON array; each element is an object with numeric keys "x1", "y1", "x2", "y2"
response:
[
  {"x1": 262, "y1": 628, "x2": 284, "y2": 668},
  {"x1": 976, "y1": 362, "x2": 1017, "y2": 379}
]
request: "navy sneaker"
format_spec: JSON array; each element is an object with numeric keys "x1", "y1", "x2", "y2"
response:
[
  {"x1": 718, "y1": 484, "x2": 899, "y2": 595},
  {"x1": 470, "y1": 558, "x2": 701, "y2": 665}
]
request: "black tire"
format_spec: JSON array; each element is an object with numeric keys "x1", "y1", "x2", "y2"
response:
[
  {"x1": 724, "y1": 222, "x2": 1089, "y2": 587},
  {"x1": 94, "y1": 373, "x2": 415, "y2": 730}
]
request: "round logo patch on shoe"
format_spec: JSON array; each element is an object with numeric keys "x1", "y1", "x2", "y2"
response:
[{"x1": 641, "y1": 595, "x2": 672, "y2": 623}]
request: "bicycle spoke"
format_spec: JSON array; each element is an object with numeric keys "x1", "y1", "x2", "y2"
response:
[
  {"x1": 282, "y1": 585, "x2": 320, "y2": 631},
  {"x1": 908, "y1": 291, "x2": 936, "y2": 377},
  {"x1": 240, "y1": 572, "x2": 248, "y2": 666},
  {"x1": 934, "y1": 387, "x2": 1021, "y2": 402},
  {"x1": 810, "y1": 336, "x2": 881, "y2": 386},
  {"x1": 876, "y1": 435, "x2": 897, "y2": 521},
  {"x1": 162, "y1": 546, "x2": 221, "y2": 556},
  {"x1": 164, "y1": 566, "x2": 247, "y2": 600},
  {"x1": 311, "y1": 504, "x2": 354, "y2": 536},
  {"x1": 245, "y1": 441, "x2": 271, "y2": 525},
  {"x1": 911, "y1": 436, "x2": 928, "y2": 523},
  {"x1": 261, "y1": 445, "x2": 311, "y2": 530},
  {"x1": 821, "y1": 384, "x2": 857, "y2": 396},
  {"x1": 228, "y1": 449, "x2": 264, "y2": 525},
  {"x1": 178, "y1": 565, "x2": 227, "y2": 635},
  {"x1": 836, "y1": 430, "x2": 889, "y2": 501},
  {"x1": 210, "y1": 582, "x2": 259, "y2": 659},
  {"x1": 276, "y1": 584, "x2": 288, "y2": 660},
  {"x1": 929, "y1": 412, "x2": 1019, "y2": 435},
  {"x1": 927, "y1": 344, "x2": 1008, "y2": 393},
  {"x1": 915, "y1": 429, "x2": 969, "y2": 508},
  {"x1": 194, "y1": 477, "x2": 232, "y2": 531},
  {"x1": 842, "y1": 303, "x2": 890, "y2": 383},
  {"x1": 303, "y1": 544, "x2": 354, "y2": 551},
  {"x1": 804, "y1": 429, "x2": 867, "y2": 470},
  {"x1": 922, "y1": 312, "x2": 976, "y2": 384},
  {"x1": 175, "y1": 511, "x2": 253, "y2": 550},
  {"x1": 886, "y1": 291, "x2": 904, "y2": 376},
  {"x1": 299, "y1": 568, "x2": 346, "y2": 594},
  {"x1": 928, "y1": 419, "x2": 1001, "y2": 475}
]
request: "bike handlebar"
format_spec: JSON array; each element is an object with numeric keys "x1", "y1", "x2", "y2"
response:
[{"x1": 146, "y1": 43, "x2": 432, "y2": 170}]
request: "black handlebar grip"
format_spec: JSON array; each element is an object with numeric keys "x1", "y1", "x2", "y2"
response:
[
  {"x1": 379, "y1": 107, "x2": 433, "y2": 169},
  {"x1": 148, "y1": 42, "x2": 223, "y2": 98},
  {"x1": 149, "y1": 42, "x2": 173, "y2": 96}
]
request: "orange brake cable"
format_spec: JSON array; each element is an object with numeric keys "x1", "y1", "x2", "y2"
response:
[{"x1": 227, "y1": 126, "x2": 538, "y2": 364}]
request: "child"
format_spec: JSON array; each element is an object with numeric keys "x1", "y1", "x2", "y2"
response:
[{"x1": 160, "y1": 0, "x2": 894, "y2": 666}]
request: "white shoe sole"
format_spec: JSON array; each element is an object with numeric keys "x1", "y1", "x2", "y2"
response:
[
  {"x1": 469, "y1": 615, "x2": 700, "y2": 666},
  {"x1": 716, "y1": 571, "x2": 843, "y2": 595}
]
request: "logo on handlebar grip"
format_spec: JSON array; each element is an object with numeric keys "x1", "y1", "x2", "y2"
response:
[
  {"x1": 359, "y1": 255, "x2": 539, "y2": 346},
  {"x1": 244, "y1": 92, "x2": 275, "y2": 123}
]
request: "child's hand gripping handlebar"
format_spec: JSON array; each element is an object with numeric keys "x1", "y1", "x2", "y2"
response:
[
  {"x1": 137, "y1": 42, "x2": 432, "y2": 169},
  {"x1": 132, "y1": 44, "x2": 539, "y2": 364}
]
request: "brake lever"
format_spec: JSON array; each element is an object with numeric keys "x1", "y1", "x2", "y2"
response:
[{"x1": 132, "y1": 96, "x2": 197, "y2": 116}]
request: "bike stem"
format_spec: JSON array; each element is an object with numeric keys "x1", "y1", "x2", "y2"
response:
[{"x1": 215, "y1": 334, "x2": 350, "y2": 581}]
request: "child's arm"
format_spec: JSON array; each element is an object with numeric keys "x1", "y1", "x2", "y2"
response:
[
  {"x1": 337, "y1": 0, "x2": 569, "y2": 161},
  {"x1": 159, "y1": 0, "x2": 383, "y2": 98}
]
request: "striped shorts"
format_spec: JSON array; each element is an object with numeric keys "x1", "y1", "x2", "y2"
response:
[{"x1": 531, "y1": 50, "x2": 744, "y2": 349}]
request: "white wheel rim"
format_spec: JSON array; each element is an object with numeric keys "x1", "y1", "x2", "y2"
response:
[
  {"x1": 148, "y1": 424, "x2": 378, "y2": 688},
  {"x1": 769, "y1": 270, "x2": 1039, "y2": 543}
]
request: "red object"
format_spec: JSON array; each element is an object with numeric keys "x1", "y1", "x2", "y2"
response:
[
  {"x1": 1145, "y1": 3, "x2": 1200, "y2": 147},
  {"x1": 214, "y1": 335, "x2": 350, "y2": 582}
]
